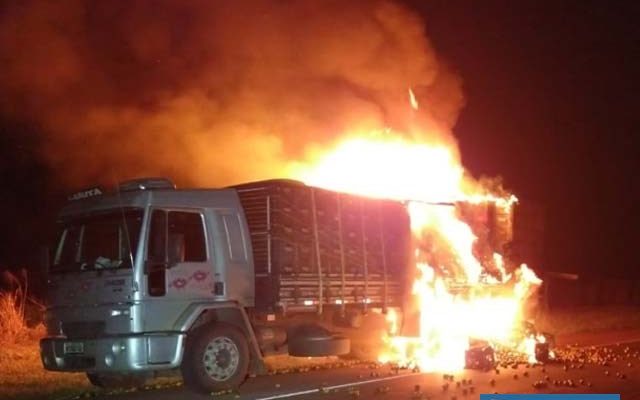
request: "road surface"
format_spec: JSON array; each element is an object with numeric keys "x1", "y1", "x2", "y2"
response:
[{"x1": 94, "y1": 330, "x2": 640, "y2": 400}]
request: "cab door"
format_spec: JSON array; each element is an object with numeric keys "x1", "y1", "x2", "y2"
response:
[{"x1": 146, "y1": 209, "x2": 213, "y2": 299}]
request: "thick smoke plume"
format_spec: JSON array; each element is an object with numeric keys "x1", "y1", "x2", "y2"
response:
[{"x1": 0, "y1": 0, "x2": 464, "y2": 188}]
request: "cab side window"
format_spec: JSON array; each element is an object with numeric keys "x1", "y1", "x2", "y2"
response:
[
  {"x1": 147, "y1": 210, "x2": 207, "y2": 264},
  {"x1": 168, "y1": 212, "x2": 206, "y2": 262}
]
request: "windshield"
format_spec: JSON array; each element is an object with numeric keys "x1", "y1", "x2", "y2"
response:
[{"x1": 52, "y1": 208, "x2": 144, "y2": 273}]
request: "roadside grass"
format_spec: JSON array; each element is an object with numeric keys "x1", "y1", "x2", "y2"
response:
[
  {"x1": 1, "y1": 340, "x2": 91, "y2": 400},
  {"x1": 0, "y1": 270, "x2": 93, "y2": 400},
  {"x1": 536, "y1": 305, "x2": 640, "y2": 336}
]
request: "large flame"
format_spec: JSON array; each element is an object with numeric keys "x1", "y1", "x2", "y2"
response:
[{"x1": 290, "y1": 94, "x2": 542, "y2": 371}]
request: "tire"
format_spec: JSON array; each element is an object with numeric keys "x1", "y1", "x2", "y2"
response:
[
  {"x1": 181, "y1": 323, "x2": 250, "y2": 394},
  {"x1": 86, "y1": 372, "x2": 147, "y2": 389},
  {"x1": 288, "y1": 325, "x2": 350, "y2": 357}
]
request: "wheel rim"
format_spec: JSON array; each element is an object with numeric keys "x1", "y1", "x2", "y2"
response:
[{"x1": 202, "y1": 336, "x2": 240, "y2": 381}]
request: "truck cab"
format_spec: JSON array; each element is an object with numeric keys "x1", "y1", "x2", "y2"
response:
[{"x1": 40, "y1": 178, "x2": 262, "y2": 392}]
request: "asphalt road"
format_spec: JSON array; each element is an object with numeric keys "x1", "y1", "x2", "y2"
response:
[{"x1": 95, "y1": 331, "x2": 640, "y2": 400}]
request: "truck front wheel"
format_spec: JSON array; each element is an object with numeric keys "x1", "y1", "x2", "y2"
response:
[{"x1": 181, "y1": 323, "x2": 250, "y2": 393}]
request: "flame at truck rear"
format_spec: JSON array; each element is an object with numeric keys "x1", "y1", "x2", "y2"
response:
[{"x1": 291, "y1": 130, "x2": 543, "y2": 372}]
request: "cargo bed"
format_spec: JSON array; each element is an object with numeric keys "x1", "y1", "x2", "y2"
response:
[{"x1": 233, "y1": 180, "x2": 411, "y2": 313}]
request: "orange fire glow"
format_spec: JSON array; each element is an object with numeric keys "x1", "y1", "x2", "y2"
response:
[{"x1": 289, "y1": 93, "x2": 544, "y2": 371}]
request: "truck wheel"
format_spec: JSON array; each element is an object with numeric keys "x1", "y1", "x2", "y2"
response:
[
  {"x1": 181, "y1": 323, "x2": 250, "y2": 393},
  {"x1": 288, "y1": 334, "x2": 350, "y2": 357},
  {"x1": 287, "y1": 324, "x2": 350, "y2": 357},
  {"x1": 86, "y1": 372, "x2": 147, "y2": 389}
]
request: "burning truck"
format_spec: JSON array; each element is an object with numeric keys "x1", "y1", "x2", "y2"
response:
[{"x1": 40, "y1": 170, "x2": 548, "y2": 393}]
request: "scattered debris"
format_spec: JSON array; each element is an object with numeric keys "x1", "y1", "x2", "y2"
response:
[
  {"x1": 465, "y1": 346, "x2": 495, "y2": 370},
  {"x1": 532, "y1": 380, "x2": 548, "y2": 390},
  {"x1": 375, "y1": 385, "x2": 390, "y2": 395}
]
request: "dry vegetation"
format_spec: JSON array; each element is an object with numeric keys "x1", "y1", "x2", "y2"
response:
[
  {"x1": 0, "y1": 270, "x2": 90, "y2": 400},
  {"x1": 536, "y1": 305, "x2": 640, "y2": 336},
  {"x1": 0, "y1": 341, "x2": 91, "y2": 400}
]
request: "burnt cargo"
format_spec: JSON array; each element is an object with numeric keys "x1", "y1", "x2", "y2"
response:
[{"x1": 233, "y1": 180, "x2": 411, "y2": 312}]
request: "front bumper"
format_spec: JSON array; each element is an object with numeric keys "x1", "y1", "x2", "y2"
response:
[{"x1": 40, "y1": 333, "x2": 185, "y2": 372}]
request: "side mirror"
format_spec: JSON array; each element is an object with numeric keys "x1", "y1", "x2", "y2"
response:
[{"x1": 167, "y1": 233, "x2": 185, "y2": 267}]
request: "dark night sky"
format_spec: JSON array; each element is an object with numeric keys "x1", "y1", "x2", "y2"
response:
[
  {"x1": 0, "y1": 0, "x2": 639, "y2": 279},
  {"x1": 408, "y1": 0, "x2": 640, "y2": 277}
]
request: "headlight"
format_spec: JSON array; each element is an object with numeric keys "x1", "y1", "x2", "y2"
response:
[{"x1": 111, "y1": 342, "x2": 126, "y2": 354}]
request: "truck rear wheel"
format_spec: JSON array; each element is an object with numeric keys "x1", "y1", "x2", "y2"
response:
[
  {"x1": 86, "y1": 372, "x2": 147, "y2": 389},
  {"x1": 181, "y1": 323, "x2": 250, "y2": 393},
  {"x1": 287, "y1": 324, "x2": 351, "y2": 357},
  {"x1": 288, "y1": 334, "x2": 350, "y2": 357}
]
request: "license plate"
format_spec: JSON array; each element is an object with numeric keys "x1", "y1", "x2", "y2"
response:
[{"x1": 63, "y1": 342, "x2": 84, "y2": 354}]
